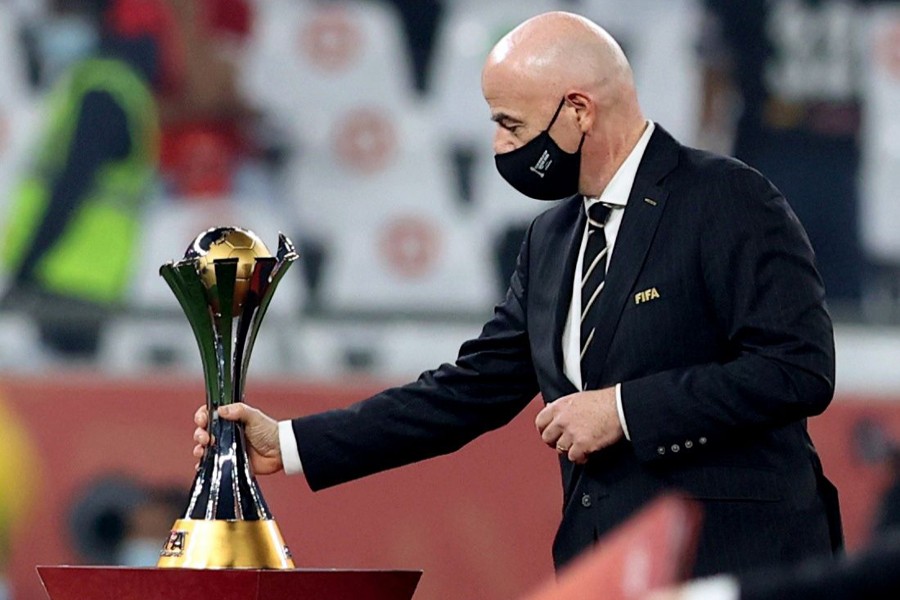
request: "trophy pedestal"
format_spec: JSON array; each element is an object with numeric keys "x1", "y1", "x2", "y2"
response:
[{"x1": 36, "y1": 566, "x2": 422, "y2": 600}]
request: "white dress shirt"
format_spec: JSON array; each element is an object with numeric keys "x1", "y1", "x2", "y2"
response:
[
  {"x1": 279, "y1": 419, "x2": 304, "y2": 475},
  {"x1": 561, "y1": 121, "x2": 655, "y2": 440},
  {"x1": 279, "y1": 121, "x2": 657, "y2": 475}
]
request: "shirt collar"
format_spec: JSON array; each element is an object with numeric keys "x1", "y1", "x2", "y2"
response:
[{"x1": 584, "y1": 120, "x2": 655, "y2": 210}]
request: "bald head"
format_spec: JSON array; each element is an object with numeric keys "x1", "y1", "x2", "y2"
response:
[
  {"x1": 485, "y1": 12, "x2": 635, "y2": 107},
  {"x1": 482, "y1": 12, "x2": 647, "y2": 196}
]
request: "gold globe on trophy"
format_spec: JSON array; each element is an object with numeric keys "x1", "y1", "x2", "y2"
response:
[
  {"x1": 194, "y1": 229, "x2": 272, "y2": 317},
  {"x1": 157, "y1": 226, "x2": 298, "y2": 569}
]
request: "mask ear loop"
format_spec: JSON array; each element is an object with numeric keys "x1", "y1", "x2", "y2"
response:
[
  {"x1": 546, "y1": 97, "x2": 568, "y2": 130},
  {"x1": 548, "y1": 97, "x2": 587, "y2": 153}
]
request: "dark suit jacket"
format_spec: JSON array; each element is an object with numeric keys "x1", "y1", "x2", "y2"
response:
[{"x1": 292, "y1": 126, "x2": 841, "y2": 577}]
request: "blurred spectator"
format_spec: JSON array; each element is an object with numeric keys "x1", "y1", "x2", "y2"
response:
[
  {"x1": 0, "y1": 0, "x2": 161, "y2": 359},
  {"x1": 876, "y1": 464, "x2": 900, "y2": 536},
  {"x1": 67, "y1": 473, "x2": 184, "y2": 566},
  {"x1": 696, "y1": 0, "x2": 872, "y2": 310},
  {"x1": 117, "y1": 484, "x2": 185, "y2": 566},
  {"x1": 857, "y1": 416, "x2": 900, "y2": 538},
  {"x1": 151, "y1": 0, "x2": 261, "y2": 199}
]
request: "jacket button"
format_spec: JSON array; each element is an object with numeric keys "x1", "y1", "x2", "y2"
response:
[
  {"x1": 684, "y1": 440, "x2": 693, "y2": 449},
  {"x1": 671, "y1": 444, "x2": 680, "y2": 453},
  {"x1": 581, "y1": 493, "x2": 592, "y2": 508},
  {"x1": 699, "y1": 437, "x2": 707, "y2": 445},
  {"x1": 657, "y1": 446, "x2": 666, "y2": 455}
]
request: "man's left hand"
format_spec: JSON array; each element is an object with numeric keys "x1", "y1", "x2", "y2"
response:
[{"x1": 535, "y1": 387, "x2": 623, "y2": 464}]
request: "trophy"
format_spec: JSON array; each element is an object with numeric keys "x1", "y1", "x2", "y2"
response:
[{"x1": 156, "y1": 226, "x2": 298, "y2": 569}]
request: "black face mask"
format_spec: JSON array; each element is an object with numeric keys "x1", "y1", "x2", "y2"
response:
[{"x1": 494, "y1": 98, "x2": 585, "y2": 201}]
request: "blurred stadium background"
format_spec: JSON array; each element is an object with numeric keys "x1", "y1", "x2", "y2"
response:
[{"x1": 0, "y1": 0, "x2": 899, "y2": 599}]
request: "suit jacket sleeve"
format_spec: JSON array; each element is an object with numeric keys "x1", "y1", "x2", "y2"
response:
[
  {"x1": 291, "y1": 226, "x2": 541, "y2": 491},
  {"x1": 621, "y1": 165, "x2": 835, "y2": 462}
]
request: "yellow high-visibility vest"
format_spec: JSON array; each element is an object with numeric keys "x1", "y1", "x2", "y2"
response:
[{"x1": 2, "y1": 57, "x2": 159, "y2": 304}]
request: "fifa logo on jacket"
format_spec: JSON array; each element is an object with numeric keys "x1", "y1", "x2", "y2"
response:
[{"x1": 634, "y1": 287, "x2": 661, "y2": 304}]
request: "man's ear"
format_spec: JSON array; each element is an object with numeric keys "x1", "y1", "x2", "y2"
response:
[{"x1": 564, "y1": 91, "x2": 594, "y2": 133}]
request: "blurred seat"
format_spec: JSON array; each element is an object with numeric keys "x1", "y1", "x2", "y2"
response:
[
  {"x1": 289, "y1": 319, "x2": 482, "y2": 379},
  {"x1": 861, "y1": 5, "x2": 900, "y2": 266},
  {"x1": 97, "y1": 314, "x2": 292, "y2": 376},
  {"x1": 374, "y1": 321, "x2": 484, "y2": 379},
  {"x1": 97, "y1": 317, "x2": 200, "y2": 375},
  {"x1": 0, "y1": 2, "x2": 31, "y2": 107},
  {"x1": 0, "y1": 312, "x2": 51, "y2": 372},
  {"x1": 241, "y1": 0, "x2": 417, "y2": 149},
  {"x1": 576, "y1": 0, "x2": 702, "y2": 144},
  {"x1": 429, "y1": 0, "x2": 561, "y2": 152},
  {"x1": 0, "y1": 3, "x2": 40, "y2": 233},
  {"x1": 286, "y1": 107, "x2": 496, "y2": 316},
  {"x1": 860, "y1": 4, "x2": 900, "y2": 321}
]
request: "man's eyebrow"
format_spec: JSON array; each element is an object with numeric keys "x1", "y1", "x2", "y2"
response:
[{"x1": 491, "y1": 112, "x2": 521, "y2": 124}]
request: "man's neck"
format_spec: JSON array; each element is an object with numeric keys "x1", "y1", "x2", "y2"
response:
[{"x1": 582, "y1": 119, "x2": 649, "y2": 197}]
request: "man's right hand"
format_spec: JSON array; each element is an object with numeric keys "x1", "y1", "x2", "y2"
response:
[{"x1": 193, "y1": 403, "x2": 284, "y2": 475}]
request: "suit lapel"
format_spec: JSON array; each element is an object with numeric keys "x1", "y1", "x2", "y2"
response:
[
  {"x1": 548, "y1": 197, "x2": 585, "y2": 393},
  {"x1": 582, "y1": 127, "x2": 679, "y2": 390}
]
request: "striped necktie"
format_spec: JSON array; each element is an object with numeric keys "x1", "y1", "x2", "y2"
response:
[{"x1": 580, "y1": 202, "x2": 613, "y2": 382}]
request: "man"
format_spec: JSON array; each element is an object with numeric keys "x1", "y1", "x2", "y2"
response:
[{"x1": 193, "y1": 11, "x2": 840, "y2": 578}]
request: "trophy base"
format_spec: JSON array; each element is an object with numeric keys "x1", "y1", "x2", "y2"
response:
[{"x1": 157, "y1": 519, "x2": 295, "y2": 569}]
